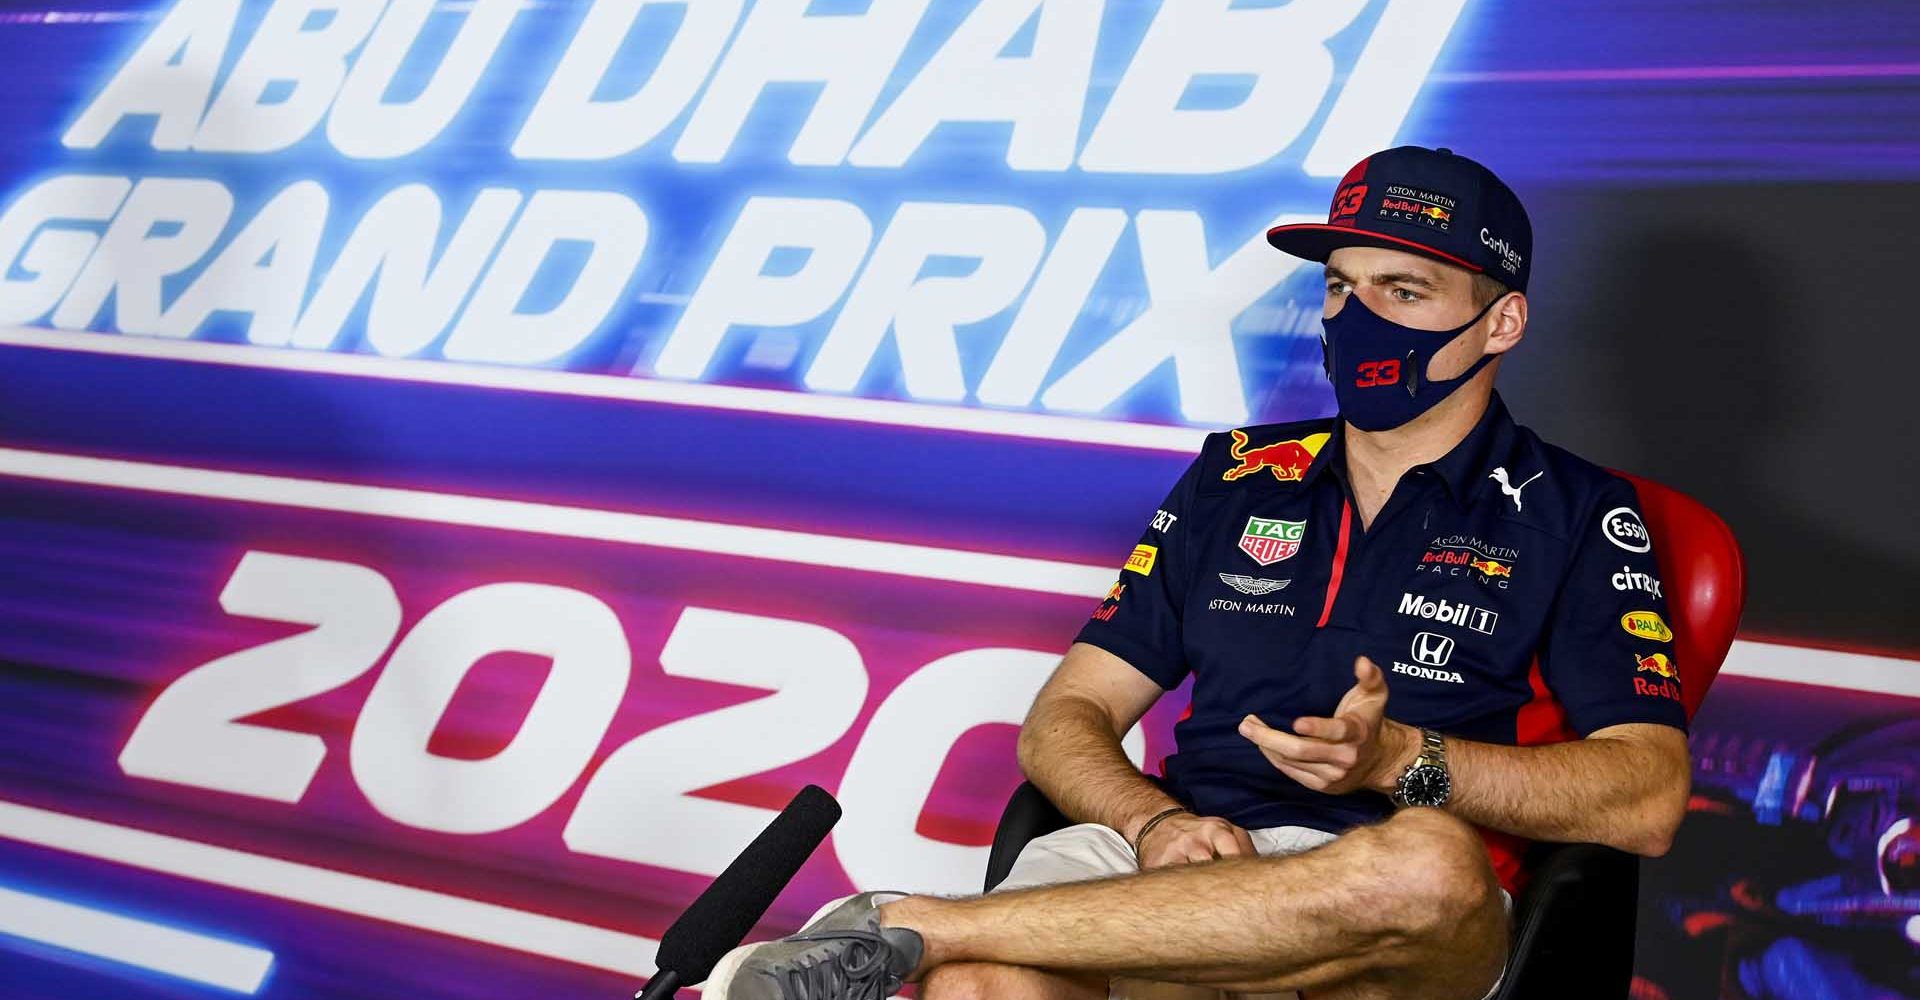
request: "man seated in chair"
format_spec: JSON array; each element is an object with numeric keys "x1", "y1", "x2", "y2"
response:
[{"x1": 706, "y1": 146, "x2": 1692, "y2": 1000}]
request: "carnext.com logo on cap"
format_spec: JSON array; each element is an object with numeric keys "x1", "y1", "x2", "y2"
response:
[{"x1": 1480, "y1": 228, "x2": 1524, "y2": 274}]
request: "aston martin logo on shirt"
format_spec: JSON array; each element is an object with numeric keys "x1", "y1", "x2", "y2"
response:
[{"x1": 1219, "y1": 573, "x2": 1291, "y2": 596}]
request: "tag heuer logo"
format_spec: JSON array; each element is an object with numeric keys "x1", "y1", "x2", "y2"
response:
[{"x1": 1238, "y1": 517, "x2": 1306, "y2": 566}]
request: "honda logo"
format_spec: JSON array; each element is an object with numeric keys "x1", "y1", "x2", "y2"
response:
[{"x1": 1411, "y1": 631, "x2": 1455, "y2": 667}]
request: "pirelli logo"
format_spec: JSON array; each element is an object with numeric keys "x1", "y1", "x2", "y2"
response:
[{"x1": 1124, "y1": 544, "x2": 1158, "y2": 576}]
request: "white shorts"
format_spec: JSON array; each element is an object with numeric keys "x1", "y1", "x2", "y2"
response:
[{"x1": 995, "y1": 822, "x2": 1508, "y2": 1000}]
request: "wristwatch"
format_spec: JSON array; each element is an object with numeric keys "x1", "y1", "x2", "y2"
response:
[{"x1": 1392, "y1": 728, "x2": 1452, "y2": 808}]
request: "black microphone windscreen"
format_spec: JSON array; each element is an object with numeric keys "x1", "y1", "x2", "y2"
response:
[{"x1": 653, "y1": 784, "x2": 842, "y2": 984}]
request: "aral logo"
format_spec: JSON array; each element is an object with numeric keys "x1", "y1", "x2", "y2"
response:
[{"x1": 1239, "y1": 517, "x2": 1307, "y2": 566}]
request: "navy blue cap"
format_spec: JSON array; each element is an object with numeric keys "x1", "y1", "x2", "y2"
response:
[{"x1": 1267, "y1": 145, "x2": 1533, "y2": 293}]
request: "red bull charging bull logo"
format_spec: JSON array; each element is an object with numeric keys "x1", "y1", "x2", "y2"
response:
[
  {"x1": 1467, "y1": 557, "x2": 1513, "y2": 578},
  {"x1": 1222, "y1": 430, "x2": 1331, "y2": 484},
  {"x1": 1634, "y1": 652, "x2": 1682, "y2": 699}
]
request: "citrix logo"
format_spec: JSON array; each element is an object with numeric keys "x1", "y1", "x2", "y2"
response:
[
  {"x1": 1479, "y1": 228, "x2": 1524, "y2": 274},
  {"x1": 1610, "y1": 566, "x2": 1662, "y2": 599}
]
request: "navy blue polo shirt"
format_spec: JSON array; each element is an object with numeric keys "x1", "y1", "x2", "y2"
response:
[{"x1": 1075, "y1": 393, "x2": 1686, "y2": 890}]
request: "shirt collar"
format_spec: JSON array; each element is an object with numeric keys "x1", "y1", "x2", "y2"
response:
[
  {"x1": 1425, "y1": 391, "x2": 1519, "y2": 502},
  {"x1": 1307, "y1": 392, "x2": 1519, "y2": 504}
]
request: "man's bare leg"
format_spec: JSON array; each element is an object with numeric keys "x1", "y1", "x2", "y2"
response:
[
  {"x1": 918, "y1": 963, "x2": 1106, "y2": 1000},
  {"x1": 886, "y1": 809, "x2": 1506, "y2": 1000}
]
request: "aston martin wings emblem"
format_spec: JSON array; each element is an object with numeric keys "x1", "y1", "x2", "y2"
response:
[{"x1": 1219, "y1": 573, "x2": 1291, "y2": 596}]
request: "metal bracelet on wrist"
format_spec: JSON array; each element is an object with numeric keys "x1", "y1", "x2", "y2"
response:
[{"x1": 1131, "y1": 806, "x2": 1190, "y2": 856}]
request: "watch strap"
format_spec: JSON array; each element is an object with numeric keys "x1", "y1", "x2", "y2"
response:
[{"x1": 1416, "y1": 727, "x2": 1447, "y2": 768}]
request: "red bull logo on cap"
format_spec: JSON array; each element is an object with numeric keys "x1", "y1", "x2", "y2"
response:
[
  {"x1": 1222, "y1": 430, "x2": 1331, "y2": 484},
  {"x1": 1378, "y1": 185, "x2": 1457, "y2": 231}
]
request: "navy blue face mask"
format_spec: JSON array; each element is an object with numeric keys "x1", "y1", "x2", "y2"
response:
[{"x1": 1321, "y1": 291, "x2": 1502, "y2": 432}]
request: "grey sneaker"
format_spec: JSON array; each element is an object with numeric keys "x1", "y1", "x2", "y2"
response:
[{"x1": 701, "y1": 891, "x2": 924, "y2": 1000}]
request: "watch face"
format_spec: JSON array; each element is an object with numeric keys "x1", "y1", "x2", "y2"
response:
[{"x1": 1401, "y1": 764, "x2": 1452, "y2": 807}]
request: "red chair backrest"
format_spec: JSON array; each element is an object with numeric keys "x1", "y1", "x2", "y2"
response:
[{"x1": 1609, "y1": 472, "x2": 1747, "y2": 720}]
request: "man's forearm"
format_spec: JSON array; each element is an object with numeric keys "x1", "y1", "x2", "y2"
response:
[
  {"x1": 1018, "y1": 695, "x2": 1179, "y2": 845},
  {"x1": 1372, "y1": 721, "x2": 1690, "y2": 856}
]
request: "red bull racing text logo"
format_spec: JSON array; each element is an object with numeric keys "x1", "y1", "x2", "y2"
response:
[
  {"x1": 1416, "y1": 536, "x2": 1519, "y2": 588},
  {"x1": 1381, "y1": 198, "x2": 1451, "y2": 226},
  {"x1": 1634, "y1": 652, "x2": 1682, "y2": 699},
  {"x1": 1222, "y1": 430, "x2": 1331, "y2": 484},
  {"x1": 1378, "y1": 185, "x2": 1456, "y2": 231}
]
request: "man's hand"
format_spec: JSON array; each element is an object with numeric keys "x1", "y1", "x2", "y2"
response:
[
  {"x1": 1133, "y1": 811, "x2": 1257, "y2": 869},
  {"x1": 1238, "y1": 656, "x2": 1416, "y2": 796}
]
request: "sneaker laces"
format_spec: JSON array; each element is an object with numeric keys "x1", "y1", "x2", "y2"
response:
[{"x1": 777, "y1": 930, "x2": 903, "y2": 1000}]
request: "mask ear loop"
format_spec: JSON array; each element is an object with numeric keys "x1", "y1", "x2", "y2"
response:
[{"x1": 1416, "y1": 291, "x2": 1507, "y2": 396}]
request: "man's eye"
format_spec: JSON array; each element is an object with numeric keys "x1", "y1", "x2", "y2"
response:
[
  {"x1": 1391, "y1": 287, "x2": 1420, "y2": 302},
  {"x1": 1326, "y1": 282, "x2": 1350, "y2": 295}
]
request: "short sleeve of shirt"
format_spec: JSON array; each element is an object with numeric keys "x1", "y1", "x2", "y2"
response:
[
  {"x1": 1072, "y1": 454, "x2": 1203, "y2": 690},
  {"x1": 1538, "y1": 477, "x2": 1690, "y2": 736}
]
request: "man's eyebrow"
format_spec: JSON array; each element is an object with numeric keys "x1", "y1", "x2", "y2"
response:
[
  {"x1": 1322, "y1": 265, "x2": 1443, "y2": 290},
  {"x1": 1373, "y1": 270, "x2": 1442, "y2": 290}
]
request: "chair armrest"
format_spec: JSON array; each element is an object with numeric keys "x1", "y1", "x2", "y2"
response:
[
  {"x1": 984, "y1": 781, "x2": 1074, "y2": 892},
  {"x1": 1493, "y1": 842, "x2": 1640, "y2": 1000}
]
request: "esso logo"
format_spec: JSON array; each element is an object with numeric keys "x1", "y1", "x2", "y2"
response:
[{"x1": 1602, "y1": 506, "x2": 1651, "y2": 552}]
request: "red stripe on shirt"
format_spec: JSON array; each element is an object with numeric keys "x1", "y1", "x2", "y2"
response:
[{"x1": 1316, "y1": 499, "x2": 1354, "y2": 627}]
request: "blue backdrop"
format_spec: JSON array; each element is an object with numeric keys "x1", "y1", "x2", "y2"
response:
[{"x1": 1, "y1": 2, "x2": 1917, "y2": 999}]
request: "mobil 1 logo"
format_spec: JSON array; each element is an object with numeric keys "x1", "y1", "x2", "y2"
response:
[{"x1": 1397, "y1": 592, "x2": 1498, "y2": 635}]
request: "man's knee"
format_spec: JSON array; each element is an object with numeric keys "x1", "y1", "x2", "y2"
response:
[
  {"x1": 920, "y1": 961, "x2": 1104, "y2": 1000},
  {"x1": 1383, "y1": 810, "x2": 1498, "y2": 917},
  {"x1": 1343, "y1": 809, "x2": 1502, "y2": 944},
  {"x1": 1362, "y1": 810, "x2": 1507, "y2": 997},
  {"x1": 919, "y1": 962, "x2": 1006, "y2": 1000}
]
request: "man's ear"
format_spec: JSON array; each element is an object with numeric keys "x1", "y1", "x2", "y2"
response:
[{"x1": 1483, "y1": 292, "x2": 1527, "y2": 355}]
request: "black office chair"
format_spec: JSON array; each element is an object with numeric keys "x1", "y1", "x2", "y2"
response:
[{"x1": 983, "y1": 473, "x2": 1745, "y2": 999}]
